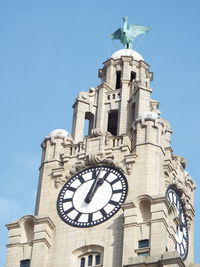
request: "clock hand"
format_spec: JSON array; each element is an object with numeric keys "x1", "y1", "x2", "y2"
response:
[{"x1": 85, "y1": 169, "x2": 104, "y2": 203}]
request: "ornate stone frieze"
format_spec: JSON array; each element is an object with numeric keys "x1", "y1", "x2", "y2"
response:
[{"x1": 62, "y1": 151, "x2": 137, "y2": 186}]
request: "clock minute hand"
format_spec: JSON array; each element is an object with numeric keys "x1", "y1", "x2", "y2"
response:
[{"x1": 85, "y1": 170, "x2": 103, "y2": 203}]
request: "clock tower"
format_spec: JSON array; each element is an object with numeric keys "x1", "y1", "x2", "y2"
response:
[{"x1": 5, "y1": 47, "x2": 199, "y2": 267}]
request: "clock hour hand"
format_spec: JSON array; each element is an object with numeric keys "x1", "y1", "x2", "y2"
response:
[{"x1": 85, "y1": 170, "x2": 104, "y2": 203}]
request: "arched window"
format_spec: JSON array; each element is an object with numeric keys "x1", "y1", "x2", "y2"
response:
[
  {"x1": 79, "y1": 253, "x2": 101, "y2": 267},
  {"x1": 74, "y1": 245, "x2": 103, "y2": 267}
]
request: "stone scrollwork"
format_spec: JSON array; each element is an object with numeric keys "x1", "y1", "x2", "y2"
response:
[
  {"x1": 67, "y1": 152, "x2": 114, "y2": 179},
  {"x1": 77, "y1": 88, "x2": 96, "y2": 103},
  {"x1": 86, "y1": 152, "x2": 114, "y2": 166},
  {"x1": 90, "y1": 128, "x2": 111, "y2": 138},
  {"x1": 66, "y1": 151, "x2": 135, "y2": 180}
]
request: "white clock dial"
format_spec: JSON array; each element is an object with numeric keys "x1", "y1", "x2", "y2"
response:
[
  {"x1": 57, "y1": 165, "x2": 128, "y2": 227},
  {"x1": 166, "y1": 187, "x2": 188, "y2": 260}
]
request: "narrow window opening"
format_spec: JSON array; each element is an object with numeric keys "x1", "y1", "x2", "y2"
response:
[
  {"x1": 138, "y1": 239, "x2": 149, "y2": 248},
  {"x1": 130, "y1": 71, "x2": 136, "y2": 81},
  {"x1": 84, "y1": 112, "x2": 94, "y2": 136},
  {"x1": 108, "y1": 95, "x2": 110, "y2": 100},
  {"x1": 88, "y1": 255, "x2": 93, "y2": 266},
  {"x1": 95, "y1": 254, "x2": 101, "y2": 265},
  {"x1": 116, "y1": 71, "x2": 121, "y2": 89},
  {"x1": 20, "y1": 260, "x2": 30, "y2": 267},
  {"x1": 84, "y1": 119, "x2": 89, "y2": 136},
  {"x1": 80, "y1": 257, "x2": 85, "y2": 267},
  {"x1": 113, "y1": 94, "x2": 115, "y2": 99},
  {"x1": 107, "y1": 110, "x2": 118, "y2": 136}
]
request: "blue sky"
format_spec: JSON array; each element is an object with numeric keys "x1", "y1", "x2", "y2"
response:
[{"x1": 0, "y1": 0, "x2": 200, "y2": 265}]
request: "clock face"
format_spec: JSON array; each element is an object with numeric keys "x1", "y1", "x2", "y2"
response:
[
  {"x1": 57, "y1": 165, "x2": 128, "y2": 228},
  {"x1": 166, "y1": 187, "x2": 188, "y2": 260}
]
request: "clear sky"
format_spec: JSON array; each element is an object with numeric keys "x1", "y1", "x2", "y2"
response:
[{"x1": 0, "y1": 0, "x2": 199, "y2": 265}]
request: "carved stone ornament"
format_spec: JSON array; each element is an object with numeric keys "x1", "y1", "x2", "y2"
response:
[
  {"x1": 66, "y1": 151, "x2": 135, "y2": 183},
  {"x1": 51, "y1": 168, "x2": 66, "y2": 188},
  {"x1": 136, "y1": 111, "x2": 160, "y2": 127},
  {"x1": 115, "y1": 161, "x2": 132, "y2": 175},
  {"x1": 77, "y1": 88, "x2": 96, "y2": 103},
  {"x1": 132, "y1": 111, "x2": 161, "y2": 131},
  {"x1": 90, "y1": 128, "x2": 111, "y2": 138}
]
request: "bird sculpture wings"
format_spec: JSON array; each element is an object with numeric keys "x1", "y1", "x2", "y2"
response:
[{"x1": 111, "y1": 17, "x2": 149, "y2": 49}]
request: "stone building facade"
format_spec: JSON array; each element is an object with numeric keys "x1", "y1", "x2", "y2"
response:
[{"x1": 5, "y1": 49, "x2": 199, "y2": 267}]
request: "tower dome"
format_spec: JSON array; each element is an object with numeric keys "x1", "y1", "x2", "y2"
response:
[
  {"x1": 111, "y1": 49, "x2": 144, "y2": 61},
  {"x1": 49, "y1": 129, "x2": 71, "y2": 138}
]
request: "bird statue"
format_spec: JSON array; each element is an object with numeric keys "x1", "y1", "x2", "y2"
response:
[{"x1": 111, "y1": 16, "x2": 150, "y2": 49}]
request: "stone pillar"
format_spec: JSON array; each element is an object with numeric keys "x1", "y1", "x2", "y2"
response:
[
  {"x1": 104, "y1": 59, "x2": 115, "y2": 89},
  {"x1": 96, "y1": 85, "x2": 106, "y2": 131},
  {"x1": 72, "y1": 101, "x2": 86, "y2": 142},
  {"x1": 118, "y1": 57, "x2": 132, "y2": 135}
]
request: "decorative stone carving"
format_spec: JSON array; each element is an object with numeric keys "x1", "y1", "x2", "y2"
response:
[
  {"x1": 77, "y1": 88, "x2": 96, "y2": 103},
  {"x1": 66, "y1": 150, "x2": 136, "y2": 180},
  {"x1": 185, "y1": 171, "x2": 196, "y2": 191},
  {"x1": 90, "y1": 128, "x2": 111, "y2": 138},
  {"x1": 86, "y1": 152, "x2": 114, "y2": 166},
  {"x1": 116, "y1": 153, "x2": 137, "y2": 175},
  {"x1": 52, "y1": 168, "x2": 66, "y2": 188},
  {"x1": 136, "y1": 111, "x2": 160, "y2": 128}
]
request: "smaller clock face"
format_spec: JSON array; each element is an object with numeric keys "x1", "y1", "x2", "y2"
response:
[
  {"x1": 166, "y1": 187, "x2": 188, "y2": 260},
  {"x1": 57, "y1": 165, "x2": 128, "y2": 228}
]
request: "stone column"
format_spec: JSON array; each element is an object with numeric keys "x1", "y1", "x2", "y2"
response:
[{"x1": 72, "y1": 101, "x2": 87, "y2": 143}]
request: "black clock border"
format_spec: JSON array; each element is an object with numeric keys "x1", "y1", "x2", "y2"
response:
[{"x1": 57, "y1": 165, "x2": 128, "y2": 228}]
